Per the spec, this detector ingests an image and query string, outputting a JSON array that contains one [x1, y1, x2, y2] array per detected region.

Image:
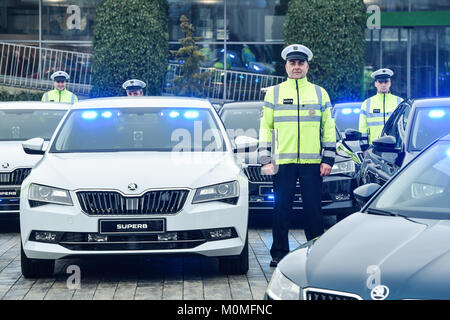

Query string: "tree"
[[171, 15, 212, 97], [284, 0, 366, 102], [90, 0, 168, 97]]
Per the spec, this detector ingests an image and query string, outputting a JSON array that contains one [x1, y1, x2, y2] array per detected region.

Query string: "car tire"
[[21, 243, 55, 279], [218, 233, 249, 275]]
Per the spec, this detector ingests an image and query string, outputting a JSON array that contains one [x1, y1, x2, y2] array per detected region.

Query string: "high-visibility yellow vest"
[[358, 93, 402, 144], [258, 77, 336, 166], [41, 89, 78, 104]]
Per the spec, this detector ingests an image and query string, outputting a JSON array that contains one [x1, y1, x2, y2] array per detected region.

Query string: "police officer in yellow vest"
[[359, 68, 403, 145], [258, 44, 336, 267], [42, 71, 78, 103], [122, 79, 146, 96]]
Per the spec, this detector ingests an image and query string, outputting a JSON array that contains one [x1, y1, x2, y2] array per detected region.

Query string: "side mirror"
[[343, 129, 362, 141], [353, 183, 381, 207], [22, 137, 46, 155], [373, 135, 400, 153], [234, 135, 258, 153]]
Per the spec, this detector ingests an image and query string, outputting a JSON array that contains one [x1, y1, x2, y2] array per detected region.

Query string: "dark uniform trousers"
[[270, 163, 324, 259]]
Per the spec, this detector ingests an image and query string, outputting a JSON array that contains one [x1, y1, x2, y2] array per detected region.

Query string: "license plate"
[[259, 186, 274, 196], [99, 219, 166, 234], [0, 189, 19, 197]]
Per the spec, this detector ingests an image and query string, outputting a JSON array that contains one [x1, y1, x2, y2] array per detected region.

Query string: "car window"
[[220, 107, 260, 140], [50, 108, 226, 153], [382, 104, 410, 149], [0, 109, 66, 141], [333, 104, 361, 132], [409, 107, 450, 151], [368, 141, 450, 219]]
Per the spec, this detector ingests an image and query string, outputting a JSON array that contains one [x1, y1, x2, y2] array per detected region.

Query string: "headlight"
[[266, 268, 300, 300], [331, 160, 355, 175], [28, 184, 73, 206], [192, 181, 239, 204]]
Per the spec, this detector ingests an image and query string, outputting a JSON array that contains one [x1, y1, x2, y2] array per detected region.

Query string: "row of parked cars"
[[1, 96, 449, 299]]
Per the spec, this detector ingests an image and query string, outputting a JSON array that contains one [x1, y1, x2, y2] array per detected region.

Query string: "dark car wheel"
[[21, 243, 55, 279], [218, 233, 249, 275]]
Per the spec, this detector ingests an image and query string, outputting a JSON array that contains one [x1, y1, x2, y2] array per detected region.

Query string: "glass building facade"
[[0, 0, 449, 99]]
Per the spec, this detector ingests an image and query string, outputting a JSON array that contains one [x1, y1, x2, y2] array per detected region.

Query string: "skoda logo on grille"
[[1, 163, 9, 169], [370, 285, 390, 300], [128, 183, 138, 191]]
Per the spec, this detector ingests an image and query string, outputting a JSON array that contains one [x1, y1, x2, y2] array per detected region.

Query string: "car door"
[[362, 102, 409, 185], [379, 102, 411, 180]]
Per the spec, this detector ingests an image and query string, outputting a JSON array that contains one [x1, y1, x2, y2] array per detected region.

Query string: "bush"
[[90, 0, 169, 97], [284, 0, 366, 102], [0, 89, 43, 101]]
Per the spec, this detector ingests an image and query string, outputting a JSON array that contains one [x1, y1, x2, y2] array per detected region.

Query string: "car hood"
[[280, 212, 450, 299], [0, 141, 43, 171], [29, 152, 242, 193]]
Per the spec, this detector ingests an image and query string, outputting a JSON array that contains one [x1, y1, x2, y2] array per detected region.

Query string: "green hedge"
[[90, 0, 169, 97], [284, 0, 366, 102], [0, 89, 43, 101]]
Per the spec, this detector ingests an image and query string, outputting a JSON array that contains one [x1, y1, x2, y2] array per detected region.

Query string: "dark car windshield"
[[409, 107, 450, 151], [368, 141, 450, 219], [220, 107, 261, 140], [0, 109, 66, 141], [332, 103, 362, 132], [50, 108, 226, 153]]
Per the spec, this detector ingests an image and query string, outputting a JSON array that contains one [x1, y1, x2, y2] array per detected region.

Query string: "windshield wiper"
[[367, 208, 400, 216]]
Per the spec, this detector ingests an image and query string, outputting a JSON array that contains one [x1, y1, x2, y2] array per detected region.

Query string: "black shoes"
[[270, 256, 282, 267]]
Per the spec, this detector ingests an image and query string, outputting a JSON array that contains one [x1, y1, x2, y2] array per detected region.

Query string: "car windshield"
[[368, 141, 450, 219], [220, 107, 261, 140], [333, 103, 361, 133], [0, 109, 66, 141], [409, 107, 450, 151], [50, 108, 226, 153]]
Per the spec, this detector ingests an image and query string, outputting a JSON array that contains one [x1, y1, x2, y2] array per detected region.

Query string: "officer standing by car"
[[359, 68, 403, 145], [122, 79, 146, 96], [258, 44, 336, 267], [42, 71, 78, 103]]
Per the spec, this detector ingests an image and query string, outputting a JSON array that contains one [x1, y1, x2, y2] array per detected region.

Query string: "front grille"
[[304, 289, 361, 300], [0, 168, 32, 185], [244, 166, 273, 183], [58, 230, 208, 251], [77, 190, 189, 215]]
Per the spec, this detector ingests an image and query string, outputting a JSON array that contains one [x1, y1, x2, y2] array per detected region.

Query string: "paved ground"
[[0, 215, 331, 300]]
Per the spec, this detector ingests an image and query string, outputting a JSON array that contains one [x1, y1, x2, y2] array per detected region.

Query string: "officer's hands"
[[261, 164, 275, 175], [320, 163, 332, 177]]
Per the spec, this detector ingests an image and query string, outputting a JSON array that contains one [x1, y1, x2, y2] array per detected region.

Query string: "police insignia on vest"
[[373, 109, 381, 113], [309, 109, 316, 117], [283, 99, 293, 104]]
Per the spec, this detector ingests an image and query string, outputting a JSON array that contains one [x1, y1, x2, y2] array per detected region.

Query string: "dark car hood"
[[281, 212, 450, 299]]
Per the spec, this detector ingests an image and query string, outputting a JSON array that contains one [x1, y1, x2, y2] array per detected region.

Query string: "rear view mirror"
[[373, 135, 400, 153], [22, 137, 46, 155], [234, 136, 258, 153], [343, 129, 362, 141], [353, 183, 381, 207]]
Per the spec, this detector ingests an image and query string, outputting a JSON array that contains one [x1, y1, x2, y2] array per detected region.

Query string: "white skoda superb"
[[20, 97, 249, 278]]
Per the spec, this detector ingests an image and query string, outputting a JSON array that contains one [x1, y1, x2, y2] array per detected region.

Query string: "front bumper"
[[20, 190, 248, 261], [247, 174, 358, 214]]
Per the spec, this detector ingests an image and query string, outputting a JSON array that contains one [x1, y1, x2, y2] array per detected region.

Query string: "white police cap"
[[122, 79, 146, 90], [371, 68, 394, 81], [281, 44, 313, 62], [50, 71, 70, 81]]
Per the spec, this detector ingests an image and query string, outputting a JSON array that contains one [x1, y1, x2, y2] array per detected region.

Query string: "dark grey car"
[[361, 97, 450, 186], [266, 133, 450, 300]]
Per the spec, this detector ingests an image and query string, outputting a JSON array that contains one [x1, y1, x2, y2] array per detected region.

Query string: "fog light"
[[208, 228, 232, 240], [158, 232, 178, 241], [335, 193, 351, 201], [88, 234, 108, 242], [34, 231, 58, 243]]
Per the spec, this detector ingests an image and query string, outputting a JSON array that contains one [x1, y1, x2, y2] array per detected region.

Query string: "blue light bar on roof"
[[81, 111, 98, 120], [342, 108, 352, 115], [184, 111, 199, 119], [428, 110, 445, 118]]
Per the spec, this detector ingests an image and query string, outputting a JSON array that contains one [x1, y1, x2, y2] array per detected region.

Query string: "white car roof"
[[0, 101, 70, 110], [72, 96, 214, 110]]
